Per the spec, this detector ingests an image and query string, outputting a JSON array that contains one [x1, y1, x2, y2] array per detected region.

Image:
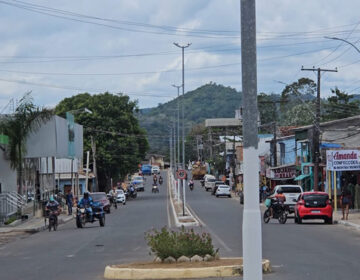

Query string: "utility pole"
[[301, 66, 337, 191], [241, 1, 262, 279], [169, 127, 173, 170], [91, 136, 98, 192], [174, 42, 191, 216], [172, 84, 182, 171]]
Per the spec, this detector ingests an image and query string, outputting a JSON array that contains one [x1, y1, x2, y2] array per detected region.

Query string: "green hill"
[[138, 83, 242, 156]]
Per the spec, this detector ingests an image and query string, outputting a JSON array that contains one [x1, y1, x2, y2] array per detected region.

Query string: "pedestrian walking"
[[341, 186, 351, 220], [66, 190, 74, 215]]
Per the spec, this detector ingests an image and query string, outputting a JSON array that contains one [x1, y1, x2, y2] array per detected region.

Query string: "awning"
[[294, 174, 310, 181]]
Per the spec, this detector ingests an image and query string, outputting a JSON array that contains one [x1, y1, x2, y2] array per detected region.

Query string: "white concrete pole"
[[182, 178, 186, 215], [241, 0, 262, 279], [177, 178, 180, 201]]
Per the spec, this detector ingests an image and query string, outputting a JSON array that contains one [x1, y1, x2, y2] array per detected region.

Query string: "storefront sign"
[[326, 150, 360, 171], [272, 166, 296, 179]]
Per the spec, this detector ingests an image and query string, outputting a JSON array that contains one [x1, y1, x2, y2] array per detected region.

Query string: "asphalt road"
[[1, 171, 360, 280], [185, 178, 360, 280], [0, 171, 171, 280]]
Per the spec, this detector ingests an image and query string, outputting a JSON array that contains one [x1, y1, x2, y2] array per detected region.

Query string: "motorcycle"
[[200, 180, 205, 188], [263, 200, 287, 224], [110, 196, 118, 209], [76, 202, 105, 228], [189, 182, 194, 191], [159, 178, 163, 185], [129, 188, 137, 199], [152, 185, 159, 193], [47, 209, 59, 232]]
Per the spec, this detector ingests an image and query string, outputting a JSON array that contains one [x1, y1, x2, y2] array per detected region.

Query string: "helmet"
[[83, 192, 89, 199], [49, 195, 55, 202], [277, 189, 283, 194]]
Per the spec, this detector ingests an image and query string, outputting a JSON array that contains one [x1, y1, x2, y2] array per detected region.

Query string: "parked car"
[[215, 185, 231, 198], [294, 192, 333, 224], [151, 166, 160, 175], [132, 175, 145, 191], [141, 164, 152, 176], [116, 189, 126, 205], [271, 185, 303, 214], [204, 175, 216, 192], [212, 181, 225, 195], [91, 192, 111, 214]]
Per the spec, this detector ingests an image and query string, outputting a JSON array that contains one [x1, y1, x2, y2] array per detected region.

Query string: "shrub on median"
[[145, 226, 217, 260]]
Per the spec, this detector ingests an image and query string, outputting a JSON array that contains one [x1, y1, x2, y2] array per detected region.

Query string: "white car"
[[116, 189, 126, 205], [151, 166, 160, 174], [271, 185, 303, 213], [215, 185, 231, 198], [204, 175, 216, 191]]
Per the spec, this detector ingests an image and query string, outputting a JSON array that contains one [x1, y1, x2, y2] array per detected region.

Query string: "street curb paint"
[[104, 258, 271, 279]]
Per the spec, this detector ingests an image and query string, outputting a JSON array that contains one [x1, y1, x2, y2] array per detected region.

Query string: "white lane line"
[[186, 204, 232, 252]]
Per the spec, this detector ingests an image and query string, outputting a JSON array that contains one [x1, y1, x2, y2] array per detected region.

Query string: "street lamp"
[[324, 36, 360, 53]]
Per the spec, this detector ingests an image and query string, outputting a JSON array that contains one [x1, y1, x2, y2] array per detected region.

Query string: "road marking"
[[66, 254, 74, 258], [186, 204, 232, 252], [133, 246, 141, 251]]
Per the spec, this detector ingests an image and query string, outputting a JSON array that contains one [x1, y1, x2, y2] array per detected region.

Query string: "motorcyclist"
[[129, 184, 135, 197], [110, 187, 117, 206], [153, 174, 158, 184], [159, 176, 163, 185], [188, 179, 194, 190], [45, 195, 61, 224], [78, 192, 94, 221], [270, 189, 286, 217]]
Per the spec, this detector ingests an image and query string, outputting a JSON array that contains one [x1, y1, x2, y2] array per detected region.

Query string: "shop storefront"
[[326, 149, 360, 211], [294, 162, 313, 191], [268, 164, 296, 189]]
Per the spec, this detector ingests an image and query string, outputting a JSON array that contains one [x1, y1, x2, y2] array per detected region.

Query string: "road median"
[[104, 257, 271, 279]]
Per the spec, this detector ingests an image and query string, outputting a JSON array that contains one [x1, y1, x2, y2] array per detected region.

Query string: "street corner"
[[103, 258, 271, 279]]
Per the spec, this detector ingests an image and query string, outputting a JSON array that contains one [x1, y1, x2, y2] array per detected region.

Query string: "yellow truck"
[[191, 162, 206, 180]]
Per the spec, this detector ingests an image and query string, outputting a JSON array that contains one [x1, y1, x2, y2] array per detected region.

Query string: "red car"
[[294, 191, 333, 224]]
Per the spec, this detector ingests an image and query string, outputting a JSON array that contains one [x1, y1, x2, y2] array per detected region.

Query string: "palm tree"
[[0, 93, 53, 195]]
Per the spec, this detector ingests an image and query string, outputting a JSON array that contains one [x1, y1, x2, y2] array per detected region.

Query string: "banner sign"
[[326, 150, 360, 171], [272, 166, 296, 179]]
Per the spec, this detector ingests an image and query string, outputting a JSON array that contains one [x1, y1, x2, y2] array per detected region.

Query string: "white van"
[[272, 185, 303, 213], [204, 174, 216, 192]]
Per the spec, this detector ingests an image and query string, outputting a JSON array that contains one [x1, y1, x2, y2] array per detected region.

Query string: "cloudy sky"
[[1, 0, 360, 110]]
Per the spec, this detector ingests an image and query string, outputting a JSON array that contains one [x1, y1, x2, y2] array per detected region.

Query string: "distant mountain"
[[138, 83, 242, 156]]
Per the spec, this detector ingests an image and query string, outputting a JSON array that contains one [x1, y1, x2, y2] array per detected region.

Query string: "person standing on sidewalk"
[[66, 190, 74, 215], [341, 185, 351, 220]]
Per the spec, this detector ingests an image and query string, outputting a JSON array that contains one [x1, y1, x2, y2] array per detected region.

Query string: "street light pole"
[[174, 43, 191, 216], [172, 84, 182, 172], [324, 36, 360, 53], [241, 1, 262, 279]]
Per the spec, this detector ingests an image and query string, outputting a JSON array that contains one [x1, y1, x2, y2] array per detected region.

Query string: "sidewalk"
[[333, 210, 360, 230], [0, 213, 73, 234]]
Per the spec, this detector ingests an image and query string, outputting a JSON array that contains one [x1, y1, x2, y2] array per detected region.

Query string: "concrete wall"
[[0, 152, 16, 193]]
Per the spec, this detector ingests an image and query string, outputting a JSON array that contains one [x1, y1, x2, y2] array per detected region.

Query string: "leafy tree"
[[55, 92, 148, 190], [322, 87, 360, 121], [282, 103, 315, 126], [0, 93, 53, 194]]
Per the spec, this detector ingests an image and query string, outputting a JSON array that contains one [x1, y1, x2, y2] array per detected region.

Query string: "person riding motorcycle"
[[188, 179, 194, 190], [110, 187, 117, 206], [159, 176, 163, 185], [153, 174, 158, 184], [45, 195, 61, 224], [78, 192, 94, 221], [270, 189, 286, 217]]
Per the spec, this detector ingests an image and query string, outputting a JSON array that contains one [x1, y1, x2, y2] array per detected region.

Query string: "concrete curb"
[[168, 170, 199, 228], [335, 220, 360, 230], [104, 258, 271, 279], [3, 215, 73, 233]]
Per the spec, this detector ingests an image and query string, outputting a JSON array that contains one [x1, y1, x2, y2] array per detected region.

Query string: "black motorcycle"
[[200, 180, 205, 188], [159, 178, 163, 185], [152, 185, 159, 193], [110, 196, 117, 209], [47, 209, 59, 232], [76, 202, 105, 228], [189, 182, 194, 191], [263, 200, 287, 224]]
